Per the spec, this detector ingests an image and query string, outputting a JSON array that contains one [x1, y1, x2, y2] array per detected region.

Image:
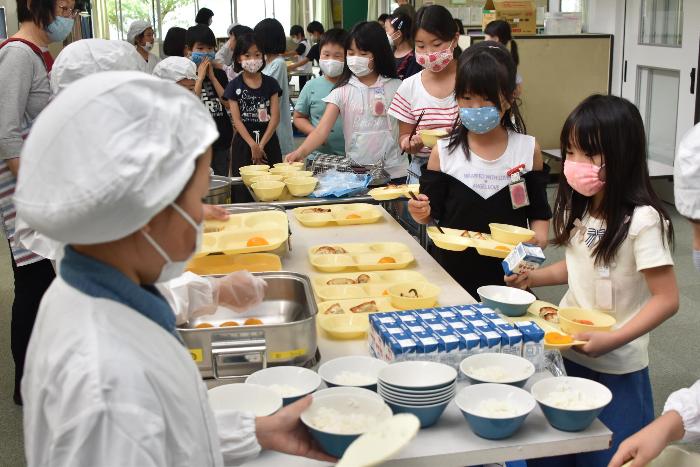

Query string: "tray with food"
[[187, 253, 282, 275], [293, 203, 383, 227], [428, 223, 535, 259], [308, 242, 414, 272], [367, 183, 420, 201], [312, 271, 430, 301], [197, 210, 289, 257], [317, 297, 396, 316]]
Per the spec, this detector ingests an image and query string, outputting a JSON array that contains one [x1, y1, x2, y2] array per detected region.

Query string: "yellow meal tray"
[[503, 300, 586, 350], [317, 314, 371, 340], [293, 203, 383, 227], [197, 211, 289, 257], [311, 270, 428, 289], [368, 184, 420, 201], [308, 242, 414, 272], [318, 297, 396, 316], [186, 253, 282, 275], [427, 227, 515, 258]]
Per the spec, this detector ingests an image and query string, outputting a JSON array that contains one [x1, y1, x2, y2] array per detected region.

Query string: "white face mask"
[[346, 55, 372, 77], [241, 58, 263, 73], [319, 59, 344, 78], [142, 203, 202, 283], [143, 41, 154, 52]]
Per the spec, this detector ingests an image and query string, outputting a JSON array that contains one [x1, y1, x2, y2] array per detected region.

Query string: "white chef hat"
[[152, 56, 197, 82], [127, 20, 153, 44], [51, 39, 144, 95], [15, 71, 219, 245]]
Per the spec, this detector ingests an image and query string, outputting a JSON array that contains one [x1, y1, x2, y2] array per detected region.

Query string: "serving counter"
[[243, 207, 612, 466]]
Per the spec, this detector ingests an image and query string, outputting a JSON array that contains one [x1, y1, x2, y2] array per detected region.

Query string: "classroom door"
[[621, 0, 700, 175]]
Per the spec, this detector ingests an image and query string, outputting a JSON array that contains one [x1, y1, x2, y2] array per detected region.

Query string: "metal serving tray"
[[178, 272, 317, 380]]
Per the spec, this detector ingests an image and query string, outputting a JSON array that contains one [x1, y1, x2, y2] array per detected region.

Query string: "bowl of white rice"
[[301, 392, 393, 458], [460, 353, 535, 387], [318, 356, 389, 390], [245, 366, 322, 405], [455, 383, 536, 439], [531, 376, 612, 432]]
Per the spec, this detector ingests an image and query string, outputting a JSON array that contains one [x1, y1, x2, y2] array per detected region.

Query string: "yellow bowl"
[[419, 129, 449, 147], [283, 170, 313, 180], [251, 181, 285, 201], [285, 176, 318, 197], [558, 308, 617, 335], [250, 174, 285, 185], [269, 165, 302, 175], [387, 282, 440, 310], [274, 162, 304, 168], [239, 164, 270, 173], [489, 223, 536, 245]]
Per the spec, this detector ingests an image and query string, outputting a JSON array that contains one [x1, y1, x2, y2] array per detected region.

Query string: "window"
[[639, 0, 683, 47], [159, 0, 196, 40], [199, 0, 232, 36]]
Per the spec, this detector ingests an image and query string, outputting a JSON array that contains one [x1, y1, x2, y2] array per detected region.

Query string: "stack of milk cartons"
[[368, 304, 546, 371]]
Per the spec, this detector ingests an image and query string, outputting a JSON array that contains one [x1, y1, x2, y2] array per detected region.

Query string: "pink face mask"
[[563, 160, 606, 196], [415, 41, 454, 73]]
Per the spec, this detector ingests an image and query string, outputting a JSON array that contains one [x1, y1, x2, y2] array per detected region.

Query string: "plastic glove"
[[158, 271, 219, 325], [212, 271, 268, 312]]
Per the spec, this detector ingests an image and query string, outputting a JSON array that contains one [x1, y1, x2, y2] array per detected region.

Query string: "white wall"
[[587, 0, 626, 95], [1, 0, 19, 36]]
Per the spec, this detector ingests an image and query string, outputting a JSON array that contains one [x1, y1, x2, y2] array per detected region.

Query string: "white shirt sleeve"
[[630, 206, 674, 271], [663, 380, 700, 442], [216, 44, 234, 66], [322, 86, 344, 112], [215, 410, 262, 466], [157, 272, 216, 324], [39, 404, 168, 467]]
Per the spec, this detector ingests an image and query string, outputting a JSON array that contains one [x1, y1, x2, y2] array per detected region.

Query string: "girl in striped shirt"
[[388, 5, 460, 184]]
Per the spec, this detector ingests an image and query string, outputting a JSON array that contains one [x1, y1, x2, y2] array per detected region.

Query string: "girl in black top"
[[385, 13, 420, 80], [224, 34, 282, 199], [408, 42, 551, 298]]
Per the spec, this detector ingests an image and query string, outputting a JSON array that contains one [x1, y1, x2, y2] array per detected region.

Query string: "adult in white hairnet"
[[51, 38, 144, 94], [153, 55, 198, 92], [127, 19, 160, 73], [15, 72, 333, 467]]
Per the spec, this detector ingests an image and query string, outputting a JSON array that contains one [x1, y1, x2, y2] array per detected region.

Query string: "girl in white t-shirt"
[[388, 5, 460, 184], [285, 21, 406, 181], [507, 94, 679, 467]]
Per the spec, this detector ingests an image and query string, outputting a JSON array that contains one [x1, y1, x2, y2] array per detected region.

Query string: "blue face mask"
[[191, 51, 216, 65], [46, 16, 74, 43], [459, 106, 501, 134]]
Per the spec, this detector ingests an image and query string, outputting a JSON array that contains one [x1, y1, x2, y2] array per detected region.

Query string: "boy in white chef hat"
[[153, 55, 199, 93], [15, 71, 333, 466]]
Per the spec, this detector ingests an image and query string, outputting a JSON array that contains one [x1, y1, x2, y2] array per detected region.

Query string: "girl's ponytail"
[[510, 39, 519, 67]]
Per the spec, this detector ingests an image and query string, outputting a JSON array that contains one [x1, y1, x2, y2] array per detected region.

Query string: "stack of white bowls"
[[377, 361, 457, 428]]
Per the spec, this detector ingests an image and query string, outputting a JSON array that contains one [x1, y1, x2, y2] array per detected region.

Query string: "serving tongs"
[[407, 191, 444, 234]]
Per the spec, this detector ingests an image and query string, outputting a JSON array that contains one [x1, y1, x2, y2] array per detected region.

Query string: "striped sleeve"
[[388, 91, 416, 124]]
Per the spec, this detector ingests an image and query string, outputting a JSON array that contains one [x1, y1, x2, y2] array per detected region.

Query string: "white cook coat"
[[674, 123, 700, 220], [664, 380, 700, 442], [22, 276, 261, 467]]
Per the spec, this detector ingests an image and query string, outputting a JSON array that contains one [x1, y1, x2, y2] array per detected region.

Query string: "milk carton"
[[369, 313, 401, 357], [421, 317, 449, 333], [412, 308, 440, 322], [433, 307, 458, 320], [382, 331, 417, 362], [502, 242, 546, 276], [410, 325, 440, 361], [434, 328, 461, 368], [488, 321, 524, 356], [452, 305, 479, 320], [472, 304, 499, 317], [395, 310, 420, 326], [472, 326, 502, 353], [442, 315, 471, 332], [515, 321, 545, 370]]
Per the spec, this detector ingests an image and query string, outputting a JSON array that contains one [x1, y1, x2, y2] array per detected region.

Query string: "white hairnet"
[[152, 56, 197, 82], [127, 20, 152, 44], [15, 71, 219, 245], [51, 39, 144, 95]]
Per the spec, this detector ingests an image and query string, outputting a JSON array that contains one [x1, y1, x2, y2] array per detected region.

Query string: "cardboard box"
[[483, 0, 537, 35]]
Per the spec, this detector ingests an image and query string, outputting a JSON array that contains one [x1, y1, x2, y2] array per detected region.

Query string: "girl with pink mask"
[[507, 95, 679, 467], [388, 5, 460, 184]]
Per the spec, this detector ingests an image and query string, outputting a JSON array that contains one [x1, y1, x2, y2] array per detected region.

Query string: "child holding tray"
[[407, 42, 550, 298], [507, 95, 679, 466]]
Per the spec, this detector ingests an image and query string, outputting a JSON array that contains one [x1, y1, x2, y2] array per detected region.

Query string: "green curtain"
[[93, 0, 111, 39], [291, 0, 306, 28], [313, 0, 333, 29], [367, 0, 380, 21]]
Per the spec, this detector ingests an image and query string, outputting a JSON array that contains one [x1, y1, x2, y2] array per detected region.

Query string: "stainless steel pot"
[[178, 272, 317, 380], [206, 176, 231, 205]]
